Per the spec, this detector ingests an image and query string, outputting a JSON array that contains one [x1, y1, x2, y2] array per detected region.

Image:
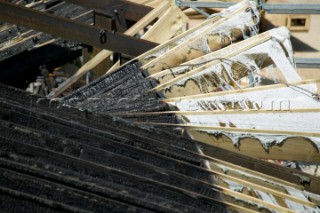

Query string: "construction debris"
[[0, 0, 320, 212], [1, 80, 320, 212], [55, 0, 320, 165]]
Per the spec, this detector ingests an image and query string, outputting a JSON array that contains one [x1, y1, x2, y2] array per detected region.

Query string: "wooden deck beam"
[[0, 1, 157, 57], [63, 0, 153, 22]]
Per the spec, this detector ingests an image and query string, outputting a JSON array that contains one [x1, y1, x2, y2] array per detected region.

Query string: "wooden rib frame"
[[141, 3, 254, 75], [106, 2, 188, 74], [47, 1, 172, 98], [146, 30, 273, 84], [164, 78, 320, 102], [149, 34, 273, 94]]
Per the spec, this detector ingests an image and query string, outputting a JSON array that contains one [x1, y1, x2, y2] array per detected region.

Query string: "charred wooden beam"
[[0, 138, 222, 213], [0, 1, 92, 88], [1, 83, 320, 195], [0, 159, 179, 213], [63, 0, 153, 22], [0, 1, 158, 57]]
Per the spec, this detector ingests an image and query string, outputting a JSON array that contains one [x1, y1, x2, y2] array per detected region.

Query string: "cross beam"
[[63, 0, 153, 21], [0, 1, 158, 57]]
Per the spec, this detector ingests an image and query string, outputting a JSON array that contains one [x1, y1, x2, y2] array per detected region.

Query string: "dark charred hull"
[[0, 83, 230, 212], [0, 119, 215, 184], [0, 160, 175, 213], [0, 138, 226, 213], [0, 187, 84, 213], [1, 82, 319, 213], [61, 60, 142, 106], [122, 114, 177, 123], [60, 59, 167, 115], [0, 99, 201, 165], [0, 168, 153, 213]]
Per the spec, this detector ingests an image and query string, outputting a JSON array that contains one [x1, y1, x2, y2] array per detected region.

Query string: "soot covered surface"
[[0, 83, 230, 213]]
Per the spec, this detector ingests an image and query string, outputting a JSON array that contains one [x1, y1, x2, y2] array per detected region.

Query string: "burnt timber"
[[1, 1, 320, 212], [0, 0, 158, 88], [0, 83, 228, 213], [1, 83, 320, 212], [0, 1, 158, 57], [0, 0, 91, 88], [64, 0, 153, 22]]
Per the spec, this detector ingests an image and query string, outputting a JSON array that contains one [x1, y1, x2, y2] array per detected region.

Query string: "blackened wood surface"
[[60, 60, 170, 126], [1, 83, 320, 213], [0, 0, 92, 88], [0, 1, 91, 62], [2, 83, 320, 195], [0, 83, 230, 213]]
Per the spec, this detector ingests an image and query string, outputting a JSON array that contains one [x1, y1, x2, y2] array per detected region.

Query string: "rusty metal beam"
[[0, 1, 158, 57], [63, 0, 152, 21]]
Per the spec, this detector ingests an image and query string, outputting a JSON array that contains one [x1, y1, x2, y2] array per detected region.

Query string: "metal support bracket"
[[295, 58, 320, 69], [112, 5, 128, 33], [189, 5, 211, 18]]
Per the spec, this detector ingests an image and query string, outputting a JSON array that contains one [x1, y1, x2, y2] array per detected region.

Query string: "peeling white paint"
[[296, 162, 320, 177], [284, 199, 320, 213], [285, 186, 310, 202], [154, 27, 296, 85], [143, 0, 260, 63], [310, 137, 320, 151], [223, 179, 244, 192], [304, 191, 320, 204], [199, 130, 293, 149], [215, 163, 287, 188], [196, 129, 320, 152], [185, 112, 320, 134], [163, 37, 300, 94], [254, 190, 278, 213], [170, 84, 319, 111]]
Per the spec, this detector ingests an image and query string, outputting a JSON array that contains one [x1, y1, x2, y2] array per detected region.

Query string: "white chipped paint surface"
[[170, 85, 319, 111], [163, 38, 300, 93], [184, 113, 320, 133], [285, 186, 310, 202], [197, 130, 320, 151], [169, 78, 320, 149], [154, 27, 296, 83], [253, 190, 278, 213], [143, 0, 260, 62], [214, 163, 320, 211], [156, 0, 319, 209], [216, 163, 293, 190], [310, 137, 320, 151], [284, 199, 320, 213], [223, 179, 244, 192]]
